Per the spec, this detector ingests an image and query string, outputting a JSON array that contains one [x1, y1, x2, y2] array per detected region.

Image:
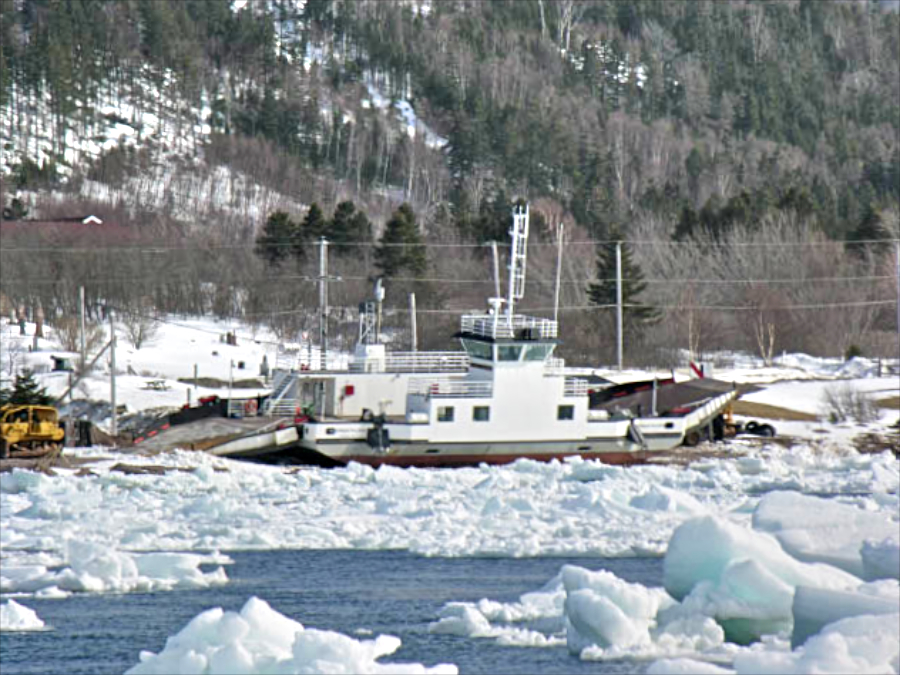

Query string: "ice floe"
[[126, 596, 457, 675], [428, 487, 900, 669], [0, 599, 48, 632]]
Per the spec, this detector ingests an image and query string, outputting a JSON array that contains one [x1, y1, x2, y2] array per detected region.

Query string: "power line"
[[2, 237, 898, 254], [1, 273, 895, 287]]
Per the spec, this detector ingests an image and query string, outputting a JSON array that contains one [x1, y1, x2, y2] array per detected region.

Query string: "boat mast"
[[506, 204, 529, 324]]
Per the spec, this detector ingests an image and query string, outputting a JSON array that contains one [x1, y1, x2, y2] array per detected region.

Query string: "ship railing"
[[349, 352, 469, 373], [460, 313, 558, 340], [408, 377, 494, 398], [563, 377, 589, 397], [543, 357, 567, 375]]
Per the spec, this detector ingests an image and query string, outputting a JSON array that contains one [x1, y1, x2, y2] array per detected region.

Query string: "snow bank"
[[0, 599, 48, 631], [127, 596, 457, 675], [752, 491, 898, 577], [0, 542, 228, 596]]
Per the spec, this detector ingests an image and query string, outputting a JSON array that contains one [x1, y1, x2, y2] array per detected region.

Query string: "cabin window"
[[523, 344, 553, 361], [437, 406, 455, 422], [461, 339, 493, 360], [473, 406, 490, 422], [557, 405, 575, 421], [497, 345, 523, 361]]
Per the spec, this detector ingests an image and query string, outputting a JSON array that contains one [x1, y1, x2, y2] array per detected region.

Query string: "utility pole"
[[895, 240, 899, 352], [79, 286, 86, 372], [616, 241, 623, 371], [554, 223, 564, 324], [319, 237, 329, 371], [109, 311, 117, 437], [409, 293, 417, 352], [315, 236, 343, 370]]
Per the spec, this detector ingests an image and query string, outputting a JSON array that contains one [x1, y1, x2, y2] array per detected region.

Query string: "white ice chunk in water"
[[791, 581, 900, 646], [753, 491, 898, 577], [861, 536, 900, 581], [733, 612, 900, 675], [126, 596, 457, 674], [664, 515, 860, 643], [0, 599, 47, 631], [562, 565, 675, 653]]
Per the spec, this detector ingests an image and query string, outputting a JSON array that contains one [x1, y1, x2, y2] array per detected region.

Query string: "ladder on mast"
[[506, 204, 530, 321]]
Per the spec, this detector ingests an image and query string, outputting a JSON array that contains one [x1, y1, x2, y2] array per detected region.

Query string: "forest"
[[0, 0, 898, 366]]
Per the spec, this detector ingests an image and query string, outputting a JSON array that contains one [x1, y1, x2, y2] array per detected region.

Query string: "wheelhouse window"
[[497, 345, 523, 361], [523, 344, 554, 361], [437, 406, 455, 422], [461, 339, 493, 360], [473, 406, 490, 422], [557, 405, 575, 421]]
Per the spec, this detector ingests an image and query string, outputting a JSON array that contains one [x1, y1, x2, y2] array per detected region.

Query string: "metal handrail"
[[460, 313, 558, 340], [408, 377, 493, 398], [563, 378, 589, 397], [349, 352, 470, 373]]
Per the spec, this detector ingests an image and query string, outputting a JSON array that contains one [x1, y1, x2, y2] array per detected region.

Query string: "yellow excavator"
[[0, 404, 66, 459]]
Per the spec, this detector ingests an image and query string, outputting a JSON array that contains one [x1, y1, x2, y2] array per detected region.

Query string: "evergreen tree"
[[7, 370, 52, 405], [299, 203, 329, 257], [329, 201, 371, 256], [587, 229, 658, 326], [846, 204, 889, 259], [375, 203, 427, 278], [254, 211, 300, 266]]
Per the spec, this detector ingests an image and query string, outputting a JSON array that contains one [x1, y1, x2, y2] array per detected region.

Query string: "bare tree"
[[121, 305, 160, 350]]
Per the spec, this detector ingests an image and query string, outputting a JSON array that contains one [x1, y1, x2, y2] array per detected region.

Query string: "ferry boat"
[[291, 205, 740, 468]]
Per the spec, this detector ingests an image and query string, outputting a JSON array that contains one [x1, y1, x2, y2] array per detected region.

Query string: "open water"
[[0, 549, 664, 675]]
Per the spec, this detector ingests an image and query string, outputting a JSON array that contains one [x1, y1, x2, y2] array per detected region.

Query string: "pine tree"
[[254, 211, 300, 266], [587, 229, 657, 326], [329, 201, 371, 256], [8, 370, 52, 405], [299, 203, 328, 258], [375, 203, 427, 278], [846, 204, 889, 259]]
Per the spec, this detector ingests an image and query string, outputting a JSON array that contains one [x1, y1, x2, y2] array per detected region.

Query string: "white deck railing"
[[563, 378, 589, 397], [460, 313, 558, 340], [349, 352, 469, 373], [408, 377, 493, 398]]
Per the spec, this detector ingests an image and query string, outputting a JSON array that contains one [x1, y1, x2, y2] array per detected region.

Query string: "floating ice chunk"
[[127, 596, 457, 675], [428, 603, 494, 637], [753, 491, 897, 577], [664, 516, 860, 643], [629, 486, 707, 514], [665, 516, 859, 601], [733, 612, 900, 674], [791, 582, 900, 647], [861, 537, 900, 581], [0, 599, 47, 631], [0, 543, 228, 596], [647, 658, 735, 674], [562, 565, 675, 654]]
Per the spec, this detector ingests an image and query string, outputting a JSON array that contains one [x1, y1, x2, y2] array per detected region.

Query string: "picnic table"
[[143, 379, 170, 391]]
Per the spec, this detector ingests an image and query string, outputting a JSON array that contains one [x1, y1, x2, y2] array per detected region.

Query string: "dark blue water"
[[0, 550, 663, 675]]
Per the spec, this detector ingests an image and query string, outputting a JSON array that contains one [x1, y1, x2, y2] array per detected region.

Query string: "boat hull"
[[297, 435, 657, 468]]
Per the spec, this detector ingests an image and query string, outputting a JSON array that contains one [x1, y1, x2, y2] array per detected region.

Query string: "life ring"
[[244, 399, 259, 416]]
